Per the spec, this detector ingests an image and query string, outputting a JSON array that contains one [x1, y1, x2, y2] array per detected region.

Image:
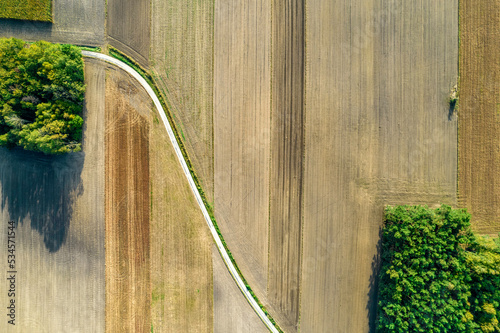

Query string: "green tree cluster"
[[378, 205, 500, 333], [0, 38, 85, 154]]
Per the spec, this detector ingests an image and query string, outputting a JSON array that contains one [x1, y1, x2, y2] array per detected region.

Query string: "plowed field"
[[105, 66, 151, 333]]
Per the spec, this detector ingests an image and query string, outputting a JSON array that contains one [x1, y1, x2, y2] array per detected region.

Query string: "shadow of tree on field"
[[448, 99, 457, 121], [367, 227, 382, 333], [0, 147, 84, 252], [0, 18, 53, 38]]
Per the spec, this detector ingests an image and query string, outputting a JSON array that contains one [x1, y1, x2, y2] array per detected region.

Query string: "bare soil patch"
[[105, 66, 150, 333], [0, 58, 105, 332], [458, 0, 500, 235]]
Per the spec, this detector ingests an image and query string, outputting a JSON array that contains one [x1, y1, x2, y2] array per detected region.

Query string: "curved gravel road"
[[82, 51, 278, 333]]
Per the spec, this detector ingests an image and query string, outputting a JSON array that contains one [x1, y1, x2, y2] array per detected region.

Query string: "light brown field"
[[268, 1, 305, 330], [0, 0, 104, 46], [150, 103, 213, 333], [150, 0, 214, 202], [301, 1, 458, 332], [0, 59, 105, 332], [459, 0, 500, 235], [107, 0, 150, 67], [212, 245, 268, 333], [213, 0, 271, 305], [105, 66, 150, 333]]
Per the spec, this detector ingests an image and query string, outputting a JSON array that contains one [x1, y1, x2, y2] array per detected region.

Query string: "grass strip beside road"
[[105, 48, 282, 332], [0, 0, 52, 22]]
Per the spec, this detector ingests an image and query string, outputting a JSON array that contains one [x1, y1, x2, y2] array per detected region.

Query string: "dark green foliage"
[[0, 38, 85, 154], [378, 205, 500, 333]]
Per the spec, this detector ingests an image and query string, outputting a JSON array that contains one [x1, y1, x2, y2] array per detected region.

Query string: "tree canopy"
[[0, 38, 85, 154], [378, 205, 500, 333]]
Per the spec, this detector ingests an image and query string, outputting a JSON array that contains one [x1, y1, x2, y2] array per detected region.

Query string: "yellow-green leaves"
[[0, 38, 85, 154]]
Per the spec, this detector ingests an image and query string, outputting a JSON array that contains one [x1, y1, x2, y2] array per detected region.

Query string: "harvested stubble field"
[[107, 0, 150, 68], [209, 0, 459, 332], [459, 0, 500, 235], [0, 59, 105, 332], [150, 0, 214, 202], [150, 102, 213, 332], [301, 0, 458, 332], [213, 0, 272, 326], [0, 0, 104, 46]]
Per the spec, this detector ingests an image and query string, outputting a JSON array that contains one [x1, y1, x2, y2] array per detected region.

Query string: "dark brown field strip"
[[268, 0, 305, 330]]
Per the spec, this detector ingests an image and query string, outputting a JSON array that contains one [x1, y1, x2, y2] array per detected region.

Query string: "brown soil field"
[[150, 0, 214, 202], [0, 0, 104, 46], [0, 59, 105, 332], [301, 0, 458, 332], [107, 0, 150, 67], [105, 66, 150, 333], [149, 103, 213, 332], [458, 0, 500, 235], [213, 0, 271, 303], [268, 1, 305, 330], [212, 245, 268, 333]]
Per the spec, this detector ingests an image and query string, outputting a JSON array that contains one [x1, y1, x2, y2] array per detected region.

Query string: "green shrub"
[[0, 38, 85, 154], [378, 205, 500, 333]]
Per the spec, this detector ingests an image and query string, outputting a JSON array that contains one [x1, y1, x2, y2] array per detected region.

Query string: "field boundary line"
[[82, 51, 279, 333]]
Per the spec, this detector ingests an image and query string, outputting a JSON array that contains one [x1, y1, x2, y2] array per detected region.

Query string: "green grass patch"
[[0, 0, 52, 22], [108, 46, 283, 333]]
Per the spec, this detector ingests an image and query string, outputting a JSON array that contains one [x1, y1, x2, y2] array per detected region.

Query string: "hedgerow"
[[378, 205, 500, 333]]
